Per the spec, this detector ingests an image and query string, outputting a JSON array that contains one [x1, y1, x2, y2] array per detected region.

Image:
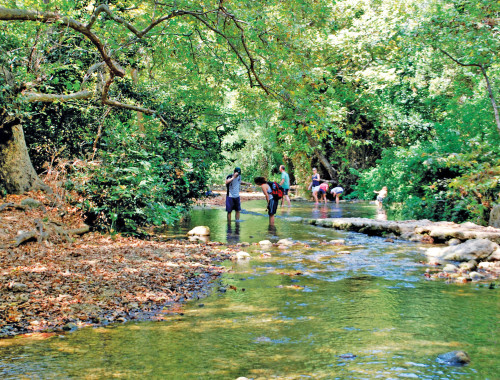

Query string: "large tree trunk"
[[0, 112, 43, 194]]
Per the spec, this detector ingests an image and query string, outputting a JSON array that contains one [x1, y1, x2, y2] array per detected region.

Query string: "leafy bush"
[[69, 104, 239, 234], [352, 144, 500, 225]]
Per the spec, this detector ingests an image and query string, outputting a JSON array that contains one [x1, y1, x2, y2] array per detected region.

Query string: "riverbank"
[[0, 192, 233, 338]]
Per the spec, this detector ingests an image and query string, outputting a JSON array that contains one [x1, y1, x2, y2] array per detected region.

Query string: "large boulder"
[[489, 204, 500, 228], [426, 239, 499, 262], [187, 226, 210, 236]]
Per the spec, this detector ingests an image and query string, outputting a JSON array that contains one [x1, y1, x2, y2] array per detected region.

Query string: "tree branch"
[[23, 90, 93, 102], [439, 48, 500, 135], [0, 7, 125, 77]]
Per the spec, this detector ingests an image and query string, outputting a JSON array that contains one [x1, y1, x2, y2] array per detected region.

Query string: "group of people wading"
[[225, 166, 387, 225]]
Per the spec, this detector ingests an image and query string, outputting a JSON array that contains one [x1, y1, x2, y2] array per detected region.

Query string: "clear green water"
[[1, 202, 498, 379]]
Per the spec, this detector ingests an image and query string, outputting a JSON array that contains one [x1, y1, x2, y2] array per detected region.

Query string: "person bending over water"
[[318, 182, 329, 203], [331, 186, 344, 204], [308, 167, 321, 204], [254, 177, 278, 225]]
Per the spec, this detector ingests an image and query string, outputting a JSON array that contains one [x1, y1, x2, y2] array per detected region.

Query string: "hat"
[[234, 167, 241, 174]]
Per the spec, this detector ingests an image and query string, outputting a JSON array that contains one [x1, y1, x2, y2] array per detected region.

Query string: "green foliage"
[[353, 143, 500, 225], [70, 103, 239, 233]]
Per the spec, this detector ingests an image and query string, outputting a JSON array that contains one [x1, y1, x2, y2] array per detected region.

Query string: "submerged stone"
[[436, 351, 470, 366]]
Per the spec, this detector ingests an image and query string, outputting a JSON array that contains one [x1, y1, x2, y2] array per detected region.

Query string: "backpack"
[[268, 181, 284, 200]]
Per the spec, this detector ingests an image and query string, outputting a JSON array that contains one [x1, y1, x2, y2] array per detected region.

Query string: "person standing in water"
[[225, 167, 242, 222], [254, 177, 278, 225], [374, 186, 388, 208], [308, 167, 321, 204], [279, 165, 292, 207]]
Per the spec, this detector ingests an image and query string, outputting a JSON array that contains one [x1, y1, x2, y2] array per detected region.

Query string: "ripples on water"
[[0, 201, 498, 379]]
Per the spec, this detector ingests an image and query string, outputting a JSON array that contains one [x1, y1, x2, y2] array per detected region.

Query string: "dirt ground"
[[0, 191, 239, 338]]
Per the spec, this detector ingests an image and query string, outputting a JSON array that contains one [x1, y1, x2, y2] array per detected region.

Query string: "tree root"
[[14, 219, 90, 247], [0, 202, 27, 212]]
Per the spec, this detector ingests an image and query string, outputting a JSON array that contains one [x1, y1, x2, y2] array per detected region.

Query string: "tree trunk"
[[0, 112, 43, 194], [305, 131, 337, 180]]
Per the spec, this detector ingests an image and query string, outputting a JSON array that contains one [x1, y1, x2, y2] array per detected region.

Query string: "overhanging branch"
[[23, 90, 93, 102]]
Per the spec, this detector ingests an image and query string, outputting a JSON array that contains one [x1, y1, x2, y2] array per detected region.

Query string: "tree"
[[0, 1, 270, 194]]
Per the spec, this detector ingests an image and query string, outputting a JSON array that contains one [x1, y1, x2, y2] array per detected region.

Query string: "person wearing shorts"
[[254, 177, 278, 225], [225, 167, 242, 222], [331, 186, 344, 204], [318, 182, 329, 203], [308, 167, 321, 204], [279, 165, 291, 207]]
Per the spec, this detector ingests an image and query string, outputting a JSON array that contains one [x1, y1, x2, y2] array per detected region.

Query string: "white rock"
[[277, 238, 294, 246], [447, 238, 462, 246], [235, 251, 251, 260], [425, 239, 499, 262], [259, 240, 273, 246], [478, 261, 500, 270], [187, 226, 210, 236], [459, 260, 477, 271], [486, 247, 500, 261], [469, 271, 485, 281], [443, 264, 458, 273], [261, 252, 272, 258]]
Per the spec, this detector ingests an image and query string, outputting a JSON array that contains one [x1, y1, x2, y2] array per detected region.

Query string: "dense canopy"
[[1, 0, 499, 231]]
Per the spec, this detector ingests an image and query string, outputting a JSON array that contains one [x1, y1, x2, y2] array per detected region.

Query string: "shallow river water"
[[0, 201, 498, 379]]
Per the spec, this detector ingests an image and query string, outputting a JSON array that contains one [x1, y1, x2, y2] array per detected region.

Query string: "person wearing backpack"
[[225, 167, 242, 222], [254, 177, 283, 225]]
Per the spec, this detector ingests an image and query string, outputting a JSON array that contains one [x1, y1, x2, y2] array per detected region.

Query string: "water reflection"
[[226, 222, 240, 244]]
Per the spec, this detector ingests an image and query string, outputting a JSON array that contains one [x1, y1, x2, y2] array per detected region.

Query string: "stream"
[[0, 201, 498, 379]]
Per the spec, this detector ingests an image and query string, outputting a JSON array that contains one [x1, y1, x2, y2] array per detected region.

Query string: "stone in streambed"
[[187, 226, 210, 236], [426, 239, 499, 262], [469, 271, 485, 281], [235, 251, 250, 261], [447, 238, 462, 246], [277, 238, 294, 246], [443, 264, 458, 273], [259, 240, 273, 247], [459, 260, 477, 271], [62, 322, 77, 331], [436, 351, 470, 366]]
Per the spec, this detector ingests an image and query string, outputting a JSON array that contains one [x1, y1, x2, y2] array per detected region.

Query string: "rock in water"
[[235, 251, 250, 261], [277, 238, 294, 246], [436, 351, 470, 366], [187, 226, 210, 236], [426, 239, 499, 262], [259, 240, 273, 247]]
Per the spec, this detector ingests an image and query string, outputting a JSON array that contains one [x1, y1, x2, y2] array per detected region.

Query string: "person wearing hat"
[[225, 167, 242, 222]]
